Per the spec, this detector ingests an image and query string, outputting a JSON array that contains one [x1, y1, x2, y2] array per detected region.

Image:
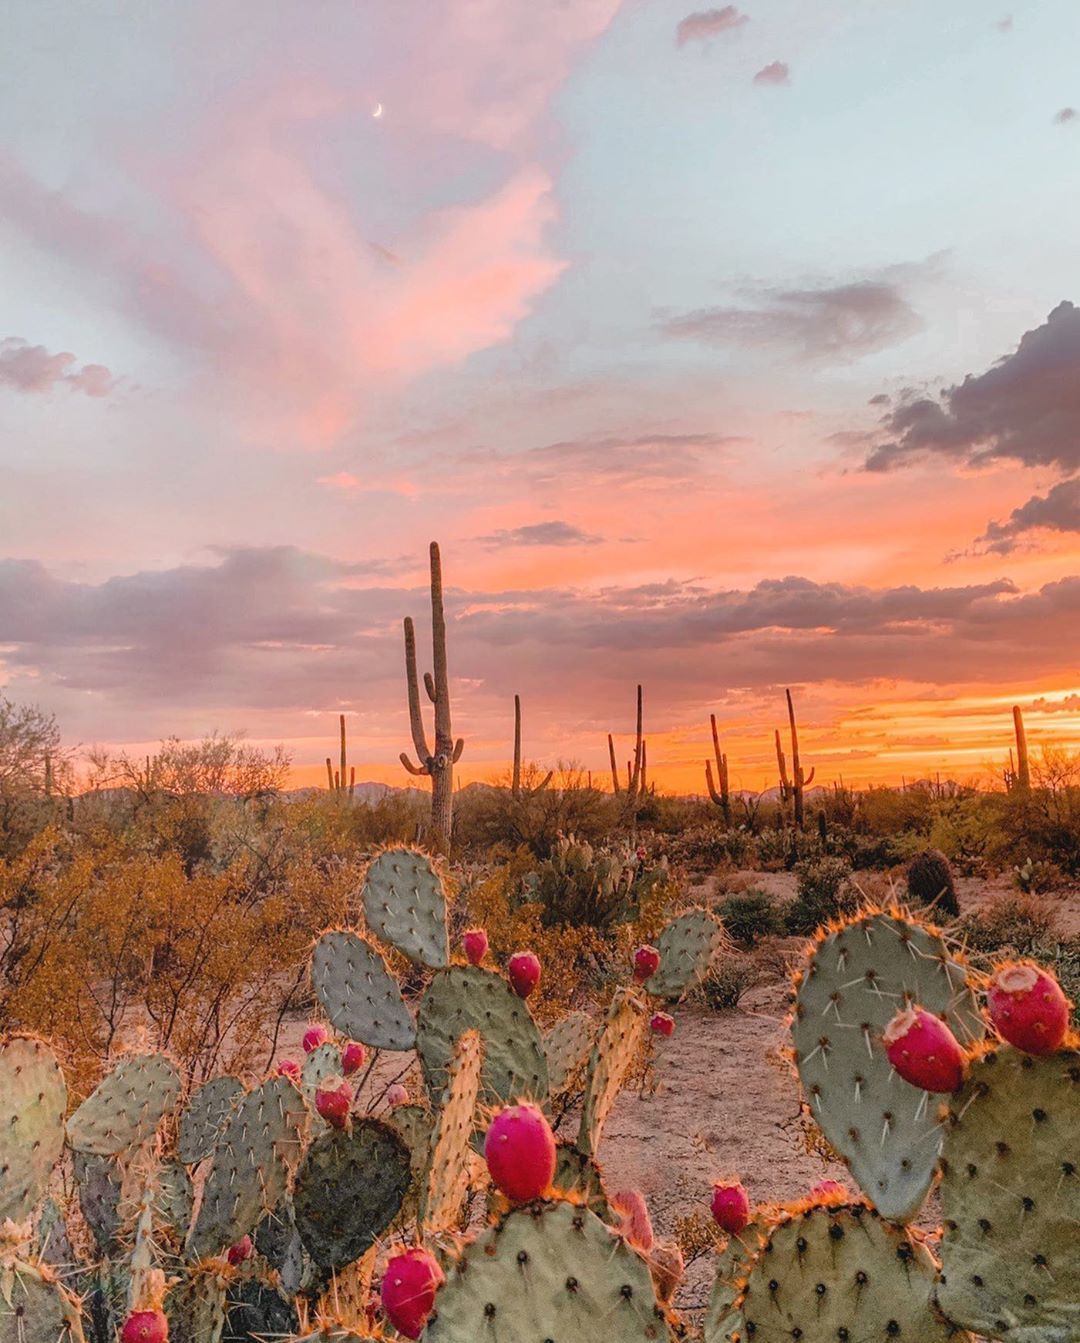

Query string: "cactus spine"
[[399, 542, 464, 852], [705, 713, 731, 823]]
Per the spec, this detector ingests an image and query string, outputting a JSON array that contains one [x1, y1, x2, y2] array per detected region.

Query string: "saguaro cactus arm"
[[608, 733, 621, 793], [1012, 703, 1031, 789]]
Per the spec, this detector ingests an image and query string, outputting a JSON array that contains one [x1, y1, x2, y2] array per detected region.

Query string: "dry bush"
[[956, 892, 1060, 957]]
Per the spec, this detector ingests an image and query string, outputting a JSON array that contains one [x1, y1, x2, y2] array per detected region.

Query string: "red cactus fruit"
[[650, 1012, 675, 1037], [381, 1247, 444, 1340], [463, 929, 489, 965], [809, 1179, 848, 1202], [711, 1179, 750, 1235], [276, 1059, 301, 1083], [121, 1312, 168, 1343], [508, 951, 541, 998], [987, 963, 1070, 1055], [340, 1040, 366, 1075], [314, 1076, 353, 1129], [633, 945, 660, 983], [386, 1083, 409, 1108], [484, 1103, 556, 1202], [883, 1006, 966, 1092], [610, 1189, 654, 1251], [302, 1023, 330, 1054], [226, 1234, 253, 1266]]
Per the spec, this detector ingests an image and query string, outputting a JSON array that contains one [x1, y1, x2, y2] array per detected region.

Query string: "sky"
[[1, 0, 1079, 793]]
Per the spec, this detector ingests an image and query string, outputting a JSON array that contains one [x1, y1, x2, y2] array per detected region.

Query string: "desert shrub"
[[701, 954, 759, 1010], [785, 857, 858, 935], [451, 765, 617, 857], [665, 822, 754, 871], [906, 848, 959, 916], [1013, 857, 1065, 895], [521, 834, 673, 931], [717, 889, 784, 946], [845, 831, 901, 870], [956, 892, 1059, 957], [755, 827, 795, 871]]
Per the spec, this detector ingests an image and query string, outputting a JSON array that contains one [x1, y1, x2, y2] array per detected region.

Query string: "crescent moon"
[[372, 102, 384, 119]]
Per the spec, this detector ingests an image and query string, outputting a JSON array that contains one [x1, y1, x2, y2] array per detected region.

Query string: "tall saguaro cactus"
[[399, 543, 464, 851], [776, 687, 814, 827], [705, 713, 731, 823], [1011, 703, 1031, 790], [512, 694, 551, 799], [607, 684, 644, 802], [326, 714, 356, 795]]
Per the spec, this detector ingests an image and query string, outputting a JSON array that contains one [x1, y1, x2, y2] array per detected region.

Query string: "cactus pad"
[[703, 1220, 767, 1343], [0, 1260, 85, 1343], [73, 1151, 122, 1254], [791, 909, 983, 1222], [361, 847, 449, 968], [155, 1159, 194, 1239], [419, 1030, 482, 1234], [302, 1042, 344, 1106], [551, 1144, 612, 1221], [177, 1077, 243, 1165], [67, 1053, 181, 1156], [293, 1119, 411, 1270], [188, 1077, 308, 1259], [423, 1198, 668, 1343], [223, 1281, 298, 1343], [936, 1045, 1080, 1341], [544, 1011, 594, 1094], [417, 966, 547, 1105], [0, 1035, 67, 1224], [311, 931, 416, 1051], [169, 1268, 228, 1343], [645, 909, 727, 999], [578, 990, 647, 1157], [736, 1203, 957, 1343]]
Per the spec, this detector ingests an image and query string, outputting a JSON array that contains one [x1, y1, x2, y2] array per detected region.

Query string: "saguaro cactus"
[[512, 694, 551, 799], [776, 688, 814, 827], [325, 714, 356, 795], [399, 542, 464, 852], [705, 713, 731, 823], [1012, 703, 1031, 790], [607, 684, 644, 802]]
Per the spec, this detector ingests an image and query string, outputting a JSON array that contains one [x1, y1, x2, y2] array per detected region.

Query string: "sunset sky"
[[2, 0, 1079, 793]]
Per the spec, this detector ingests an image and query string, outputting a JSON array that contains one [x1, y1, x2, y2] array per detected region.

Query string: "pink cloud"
[[753, 60, 791, 85], [0, 338, 115, 398], [676, 7, 748, 48]]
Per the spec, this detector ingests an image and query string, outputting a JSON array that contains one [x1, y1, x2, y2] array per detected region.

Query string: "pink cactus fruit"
[[463, 929, 489, 965], [340, 1040, 366, 1075], [710, 1179, 750, 1235], [650, 1012, 675, 1037], [507, 951, 541, 999], [633, 945, 660, 983], [276, 1059, 301, 1083], [987, 962, 1070, 1056], [610, 1189, 654, 1251], [386, 1083, 409, 1108], [121, 1313, 168, 1343], [484, 1103, 557, 1202], [314, 1075, 353, 1129], [302, 1023, 330, 1054], [380, 1247, 444, 1340], [809, 1179, 848, 1203], [883, 1006, 966, 1092], [226, 1234, 253, 1266]]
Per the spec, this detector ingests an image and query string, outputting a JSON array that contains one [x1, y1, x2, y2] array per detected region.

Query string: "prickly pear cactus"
[[311, 930, 416, 1051], [168, 1266, 228, 1343], [177, 1076, 243, 1165], [0, 1035, 67, 1224], [67, 1053, 181, 1157], [544, 1011, 594, 1094], [423, 1199, 670, 1343], [155, 1159, 194, 1239], [703, 1219, 767, 1343], [644, 909, 727, 1000], [417, 966, 547, 1105], [419, 1030, 482, 1234], [302, 1043, 344, 1109], [936, 1045, 1080, 1341], [73, 1151, 122, 1254], [551, 1144, 612, 1221], [223, 1280, 298, 1343], [578, 989, 647, 1157], [293, 1119, 411, 1271], [362, 847, 449, 968], [735, 1203, 959, 1343], [791, 908, 983, 1222], [188, 1076, 308, 1259], [0, 1258, 86, 1343]]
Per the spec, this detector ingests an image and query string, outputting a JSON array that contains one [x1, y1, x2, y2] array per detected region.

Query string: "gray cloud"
[[676, 7, 748, 47], [753, 60, 790, 85], [977, 477, 1080, 554], [865, 301, 1080, 474], [0, 338, 114, 397], [479, 521, 603, 548], [662, 281, 920, 361]]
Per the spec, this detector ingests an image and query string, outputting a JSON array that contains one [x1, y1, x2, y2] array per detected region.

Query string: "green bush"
[[701, 955, 759, 1011], [717, 889, 784, 946], [956, 893, 1059, 957], [521, 834, 672, 931], [786, 857, 858, 935]]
